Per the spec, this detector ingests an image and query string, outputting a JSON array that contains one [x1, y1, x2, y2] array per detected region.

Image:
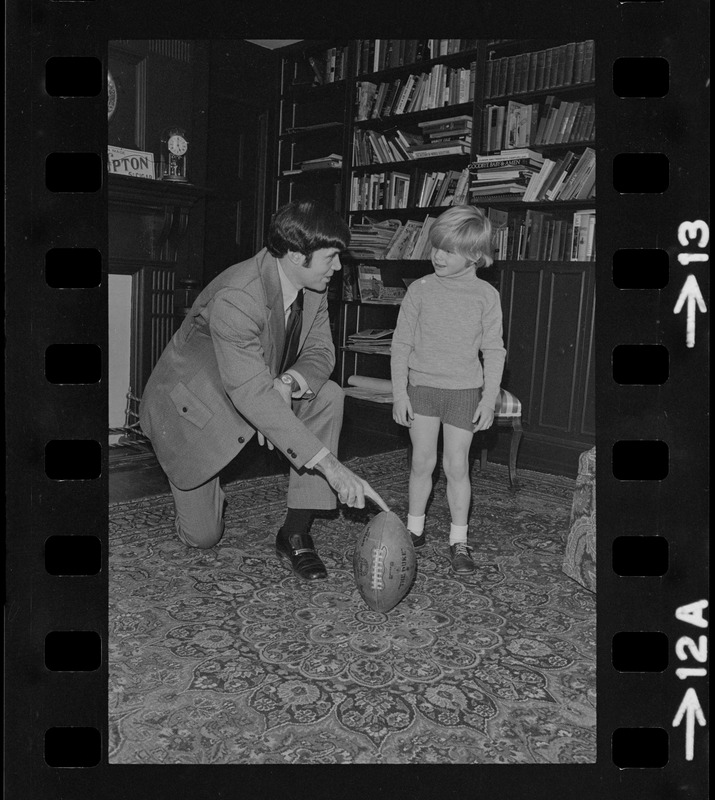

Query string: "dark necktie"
[[279, 290, 304, 373]]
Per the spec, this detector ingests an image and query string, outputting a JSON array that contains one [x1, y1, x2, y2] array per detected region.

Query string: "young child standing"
[[390, 205, 506, 574]]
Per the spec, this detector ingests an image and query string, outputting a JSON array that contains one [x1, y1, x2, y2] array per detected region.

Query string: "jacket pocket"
[[169, 381, 213, 429]]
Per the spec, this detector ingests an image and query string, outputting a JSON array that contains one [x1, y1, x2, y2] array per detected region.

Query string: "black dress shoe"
[[275, 531, 327, 580]]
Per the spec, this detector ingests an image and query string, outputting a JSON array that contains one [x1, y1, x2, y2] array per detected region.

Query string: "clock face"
[[107, 71, 117, 121], [168, 134, 188, 156]]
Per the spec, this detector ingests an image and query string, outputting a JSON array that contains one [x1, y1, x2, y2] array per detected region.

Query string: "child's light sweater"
[[390, 269, 506, 409]]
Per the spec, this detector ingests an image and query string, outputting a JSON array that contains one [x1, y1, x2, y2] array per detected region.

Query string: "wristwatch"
[[280, 373, 299, 393]]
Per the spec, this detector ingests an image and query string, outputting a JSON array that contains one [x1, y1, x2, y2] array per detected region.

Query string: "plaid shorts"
[[407, 384, 482, 431]]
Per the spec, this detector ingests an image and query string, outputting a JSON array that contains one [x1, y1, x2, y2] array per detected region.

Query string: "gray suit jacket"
[[139, 248, 335, 490]]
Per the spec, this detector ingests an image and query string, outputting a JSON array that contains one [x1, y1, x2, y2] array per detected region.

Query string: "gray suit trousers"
[[169, 380, 344, 548]]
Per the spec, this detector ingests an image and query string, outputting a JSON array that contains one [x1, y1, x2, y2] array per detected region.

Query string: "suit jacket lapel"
[[259, 250, 323, 365], [258, 250, 285, 372]]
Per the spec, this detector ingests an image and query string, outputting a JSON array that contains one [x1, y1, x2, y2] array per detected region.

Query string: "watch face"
[[168, 134, 188, 156]]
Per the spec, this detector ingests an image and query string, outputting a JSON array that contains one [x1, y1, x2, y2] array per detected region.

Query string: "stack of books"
[[299, 153, 343, 171], [412, 115, 473, 158], [354, 124, 473, 165], [468, 148, 545, 201], [347, 218, 404, 259], [406, 122, 471, 158], [346, 328, 394, 354], [407, 139, 471, 158]]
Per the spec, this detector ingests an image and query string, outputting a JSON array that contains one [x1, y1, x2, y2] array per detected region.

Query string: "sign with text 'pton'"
[[107, 146, 156, 179]]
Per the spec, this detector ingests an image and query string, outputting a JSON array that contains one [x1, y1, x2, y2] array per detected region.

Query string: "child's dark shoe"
[[410, 531, 426, 550], [449, 542, 474, 574]]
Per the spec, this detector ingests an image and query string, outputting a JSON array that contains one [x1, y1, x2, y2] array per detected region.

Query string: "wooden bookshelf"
[[270, 38, 596, 476]]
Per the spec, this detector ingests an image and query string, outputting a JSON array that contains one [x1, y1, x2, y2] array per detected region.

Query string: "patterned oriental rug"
[[109, 450, 596, 764]]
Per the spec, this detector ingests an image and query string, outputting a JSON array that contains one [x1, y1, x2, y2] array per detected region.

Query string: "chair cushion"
[[494, 388, 522, 418]]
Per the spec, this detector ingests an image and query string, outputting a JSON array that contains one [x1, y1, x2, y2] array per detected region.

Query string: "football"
[[353, 511, 417, 612]]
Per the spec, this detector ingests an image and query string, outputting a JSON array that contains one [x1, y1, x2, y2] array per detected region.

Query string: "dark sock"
[[280, 508, 313, 538]]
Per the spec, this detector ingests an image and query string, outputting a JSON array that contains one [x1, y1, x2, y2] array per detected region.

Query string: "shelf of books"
[[350, 108, 475, 214], [484, 40, 595, 100], [338, 259, 432, 400], [275, 42, 353, 211], [469, 39, 596, 263], [349, 39, 485, 223], [354, 39, 483, 78], [270, 39, 597, 448]]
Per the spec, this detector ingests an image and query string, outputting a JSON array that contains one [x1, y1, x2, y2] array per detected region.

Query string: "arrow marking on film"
[[672, 687, 706, 761], [674, 275, 707, 348]]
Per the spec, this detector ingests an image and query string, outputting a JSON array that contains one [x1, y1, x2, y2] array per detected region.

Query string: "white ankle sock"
[[449, 523, 468, 546], [407, 514, 425, 536]]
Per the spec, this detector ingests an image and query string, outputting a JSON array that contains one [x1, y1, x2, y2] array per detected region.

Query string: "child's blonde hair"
[[429, 205, 493, 267]]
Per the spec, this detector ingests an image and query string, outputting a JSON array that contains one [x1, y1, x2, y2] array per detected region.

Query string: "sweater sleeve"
[[390, 288, 419, 402], [479, 286, 507, 409]]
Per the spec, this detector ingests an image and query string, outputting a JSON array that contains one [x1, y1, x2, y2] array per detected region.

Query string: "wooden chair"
[[404, 387, 523, 487], [479, 388, 523, 488]]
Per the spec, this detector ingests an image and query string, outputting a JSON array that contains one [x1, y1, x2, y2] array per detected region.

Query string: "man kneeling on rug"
[[139, 199, 389, 580]]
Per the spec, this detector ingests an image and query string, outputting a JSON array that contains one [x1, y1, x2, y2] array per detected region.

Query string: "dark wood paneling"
[[502, 264, 544, 426], [496, 261, 595, 473], [202, 42, 276, 283], [578, 283, 596, 438], [536, 266, 588, 434]]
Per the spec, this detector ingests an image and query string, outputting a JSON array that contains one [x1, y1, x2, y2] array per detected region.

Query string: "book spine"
[[570, 212, 583, 260], [372, 39, 382, 73], [560, 101, 580, 144], [506, 56, 516, 95], [498, 57, 509, 96], [582, 40, 595, 83], [573, 41, 585, 85], [410, 144, 470, 158], [564, 42, 576, 86], [394, 75, 415, 115], [536, 50, 547, 90], [471, 157, 541, 170], [528, 51, 538, 93], [555, 102, 574, 144], [585, 213, 596, 260]]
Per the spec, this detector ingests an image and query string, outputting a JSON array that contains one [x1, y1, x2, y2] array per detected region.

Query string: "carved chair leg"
[[508, 417, 523, 487]]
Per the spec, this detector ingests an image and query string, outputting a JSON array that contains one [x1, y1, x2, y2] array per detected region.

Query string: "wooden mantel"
[[108, 174, 212, 398], [108, 173, 211, 206], [108, 173, 211, 265]]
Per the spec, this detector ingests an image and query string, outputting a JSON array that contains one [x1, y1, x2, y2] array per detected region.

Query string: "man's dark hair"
[[267, 199, 350, 259]]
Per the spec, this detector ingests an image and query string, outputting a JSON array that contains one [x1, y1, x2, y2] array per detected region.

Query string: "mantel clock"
[[159, 126, 189, 182]]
